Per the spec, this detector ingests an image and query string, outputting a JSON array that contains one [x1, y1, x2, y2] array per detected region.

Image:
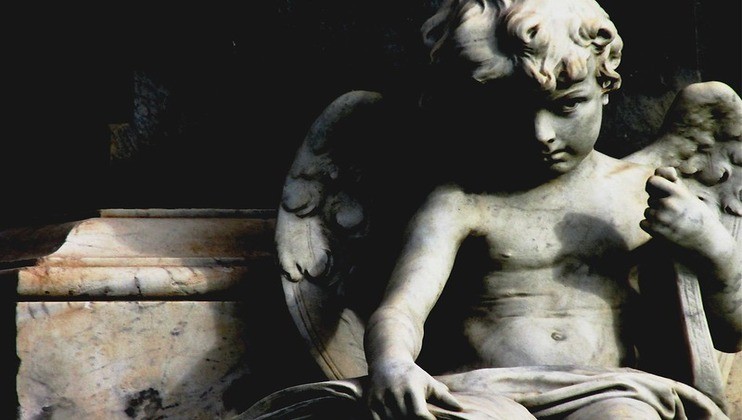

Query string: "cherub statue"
[[240, 0, 742, 418]]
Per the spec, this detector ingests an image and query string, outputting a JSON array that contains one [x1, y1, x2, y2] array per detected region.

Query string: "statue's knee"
[[564, 397, 660, 420]]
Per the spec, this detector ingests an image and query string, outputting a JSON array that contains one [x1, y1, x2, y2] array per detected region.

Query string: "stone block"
[[17, 301, 247, 419]]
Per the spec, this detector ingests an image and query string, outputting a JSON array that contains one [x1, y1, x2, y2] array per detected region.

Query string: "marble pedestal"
[[10, 209, 322, 419]]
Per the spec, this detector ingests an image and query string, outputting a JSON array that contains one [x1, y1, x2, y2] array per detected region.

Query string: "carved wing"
[[274, 90, 425, 379], [623, 81, 741, 410], [276, 90, 382, 287], [624, 81, 742, 216]]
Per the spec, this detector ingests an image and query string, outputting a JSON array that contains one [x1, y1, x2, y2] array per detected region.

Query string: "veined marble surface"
[[17, 301, 248, 419], [12, 212, 287, 419], [13, 215, 275, 297]]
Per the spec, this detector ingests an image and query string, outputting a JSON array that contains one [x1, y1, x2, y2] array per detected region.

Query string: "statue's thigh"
[[563, 397, 661, 420], [435, 394, 536, 419]]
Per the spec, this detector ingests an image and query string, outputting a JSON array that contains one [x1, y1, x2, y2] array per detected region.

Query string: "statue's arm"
[[365, 185, 474, 364], [630, 82, 742, 353], [643, 167, 742, 353], [686, 215, 742, 353], [699, 233, 742, 353], [364, 185, 471, 417]]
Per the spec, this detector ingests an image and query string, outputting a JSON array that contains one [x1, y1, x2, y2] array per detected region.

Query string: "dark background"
[[4, 1, 740, 227]]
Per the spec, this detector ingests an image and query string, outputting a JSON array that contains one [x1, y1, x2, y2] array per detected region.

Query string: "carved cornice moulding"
[[1, 209, 277, 299]]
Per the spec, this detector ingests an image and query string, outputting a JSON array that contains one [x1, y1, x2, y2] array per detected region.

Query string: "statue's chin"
[[545, 160, 578, 175]]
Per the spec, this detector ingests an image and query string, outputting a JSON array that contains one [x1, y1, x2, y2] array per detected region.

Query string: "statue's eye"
[[557, 97, 587, 114]]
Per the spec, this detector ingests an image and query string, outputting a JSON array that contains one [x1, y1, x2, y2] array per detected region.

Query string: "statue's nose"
[[534, 110, 556, 145]]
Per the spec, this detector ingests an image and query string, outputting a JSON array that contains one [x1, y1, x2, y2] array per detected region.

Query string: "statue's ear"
[[602, 94, 609, 106]]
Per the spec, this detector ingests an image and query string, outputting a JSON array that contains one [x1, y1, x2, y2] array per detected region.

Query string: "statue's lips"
[[542, 149, 568, 162]]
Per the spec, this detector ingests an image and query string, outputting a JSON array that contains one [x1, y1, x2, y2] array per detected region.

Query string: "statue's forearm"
[[700, 237, 742, 352], [365, 306, 425, 368]]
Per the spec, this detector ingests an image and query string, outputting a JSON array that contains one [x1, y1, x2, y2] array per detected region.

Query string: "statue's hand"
[[367, 359, 462, 419], [641, 167, 734, 259]]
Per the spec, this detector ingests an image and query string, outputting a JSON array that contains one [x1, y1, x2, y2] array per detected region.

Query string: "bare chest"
[[473, 194, 646, 272]]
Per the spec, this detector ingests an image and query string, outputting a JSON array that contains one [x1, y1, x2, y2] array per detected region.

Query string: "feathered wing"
[[623, 81, 742, 409], [276, 90, 385, 287], [274, 90, 423, 379], [624, 81, 742, 216]]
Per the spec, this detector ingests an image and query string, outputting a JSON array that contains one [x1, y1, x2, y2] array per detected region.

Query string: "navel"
[[551, 331, 566, 341]]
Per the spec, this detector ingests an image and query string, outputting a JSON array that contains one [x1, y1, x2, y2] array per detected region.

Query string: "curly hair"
[[421, 0, 623, 93]]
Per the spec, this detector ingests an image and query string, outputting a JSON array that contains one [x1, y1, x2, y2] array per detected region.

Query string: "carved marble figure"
[[239, 0, 742, 418]]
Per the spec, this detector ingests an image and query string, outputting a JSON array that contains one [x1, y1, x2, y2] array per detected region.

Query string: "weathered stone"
[[12, 210, 311, 419], [248, 0, 742, 418], [17, 301, 247, 419], [12, 211, 275, 298]]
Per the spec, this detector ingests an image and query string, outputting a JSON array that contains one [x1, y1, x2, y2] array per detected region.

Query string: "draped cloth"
[[237, 366, 728, 419]]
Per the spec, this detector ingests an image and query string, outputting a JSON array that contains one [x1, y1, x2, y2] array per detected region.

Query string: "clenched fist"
[[641, 167, 733, 259]]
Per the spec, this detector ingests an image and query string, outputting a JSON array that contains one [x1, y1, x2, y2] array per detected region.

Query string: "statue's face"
[[524, 71, 606, 175]]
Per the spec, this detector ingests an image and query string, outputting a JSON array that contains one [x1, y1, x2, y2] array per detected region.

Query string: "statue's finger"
[[639, 219, 655, 236], [646, 176, 670, 198], [429, 382, 463, 411], [367, 392, 388, 420], [646, 174, 682, 197], [643, 207, 656, 221], [368, 407, 382, 420], [655, 166, 679, 182], [646, 195, 663, 210], [384, 390, 406, 418], [406, 391, 435, 420]]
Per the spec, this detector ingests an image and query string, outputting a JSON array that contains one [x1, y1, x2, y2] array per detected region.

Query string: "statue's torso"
[[449, 154, 655, 371]]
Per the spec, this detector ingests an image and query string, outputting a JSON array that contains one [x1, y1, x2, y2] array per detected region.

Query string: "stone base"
[[17, 301, 247, 419], [10, 210, 324, 420]]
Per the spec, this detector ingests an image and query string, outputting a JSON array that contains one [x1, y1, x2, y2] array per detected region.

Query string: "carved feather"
[[624, 81, 742, 216], [275, 90, 384, 286]]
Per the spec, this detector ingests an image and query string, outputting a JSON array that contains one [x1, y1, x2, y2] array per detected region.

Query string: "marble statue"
[[239, 0, 742, 418]]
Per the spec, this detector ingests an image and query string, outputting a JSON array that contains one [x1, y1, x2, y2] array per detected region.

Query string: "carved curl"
[[422, 0, 623, 92]]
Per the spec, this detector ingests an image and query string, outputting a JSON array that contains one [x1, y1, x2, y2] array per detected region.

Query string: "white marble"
[[261, 0, 742, 418], [15, 216, 275, 297], [12, 211, 282, 419], [17, 301, 248, 420]]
